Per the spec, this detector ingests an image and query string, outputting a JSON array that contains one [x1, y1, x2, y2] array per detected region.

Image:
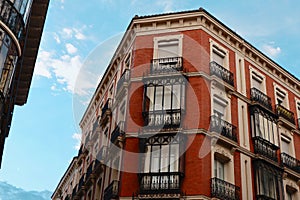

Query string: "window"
[[143, 77, 185, 128], [275, 86, 288, 108], [254, 161, 283, 200], [143, 137, 180, 173], [250, 67, 266, 93], [153, 35, 183, 59], [250, 107, 278, 146], [213, 97, 227, 120], [210, 39, 229, 69], [286, 185, 297, 200], [214, 158, 225, 180]]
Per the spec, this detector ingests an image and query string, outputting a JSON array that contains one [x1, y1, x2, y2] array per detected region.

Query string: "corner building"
[[52, 8, 300, 200], [0, 0, 49, 167]]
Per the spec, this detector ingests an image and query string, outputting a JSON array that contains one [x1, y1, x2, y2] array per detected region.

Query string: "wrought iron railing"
[[250, 88, 272, 110], [210, 115, 238, 142], [210, 61, 234, 86], [276, 104, 295, 124], [104, 180, 119, 200], [101, 98, 112, 118], [256, 195, 276, 200], [0, 0, 25, 40], [138, 172, 183, 195], [143, 109, 182, 129], [78, 174, 85, 189], [281, 153, 300, 173], [117, 69, 130, 92], [211, 177, 240, 200], [253, 136, 279, 162], [72, 185, 77, 198], [150, 57, 183, 74], [111, 121, 125, 143]]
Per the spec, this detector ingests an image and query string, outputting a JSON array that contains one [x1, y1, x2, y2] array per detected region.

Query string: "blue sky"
[[0, 0, 300, 192]]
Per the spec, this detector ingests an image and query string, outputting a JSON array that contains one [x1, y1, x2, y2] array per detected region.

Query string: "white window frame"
[[211, 84, 231, 122], [153, 34, 183, 59], [250, 66, 266, 93], [295, 98, 300, 122], [280, 127, 295, 157], [209, 39, 229, 69], [211, 145, 235, 184], [274, 83, 289, 108]]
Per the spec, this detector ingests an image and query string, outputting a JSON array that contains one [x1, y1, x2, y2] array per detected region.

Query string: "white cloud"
[[156, 0, 174, 12], [62, 28, 73, 39], [74, 30, 87, 40], [34, 50, 82, 94], [262, 43, 281, 58], [72, 133, 82, 150], [53, 33, 61, 44], [35, 51, 53, 78], [66, 43, 78, 54]]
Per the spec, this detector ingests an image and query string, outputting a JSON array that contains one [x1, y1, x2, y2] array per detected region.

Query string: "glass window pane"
[[164, 86, 171, 110], [144, 146, 151, 173], [146, 87, 154, 111], [155, 86, 163, 110], [170, 144, 179, 172], [212, 50, 225, 66], [172, 85, 181, 109], [160, 145, 169, 172], [158, 40, 179, 58], [151, 146, 160, 172]]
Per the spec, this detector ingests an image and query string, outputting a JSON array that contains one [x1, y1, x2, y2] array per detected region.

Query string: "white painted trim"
[[274, 83, 290, 109], [235, 54, 246, 96], [209, 38, 229, 70], [153, 34, 183, 59], [249, 66, 267, 93]]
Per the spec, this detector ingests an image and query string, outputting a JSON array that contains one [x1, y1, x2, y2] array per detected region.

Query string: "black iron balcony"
[[111, 121, 125, 143], [0, 0, 25, 41], [281, 153, 300, 173], [143, 109, 182, 129], [72, 185, 77, 198], [104, 180, 119, 200], [211, 177, 240, 200], [138, 172, 183, 195], [210, 115, 238, 142], [150, 57, 183, 74], [250, 88, 272, 110], [210, 61, 234, 86], [117, 69, 130, 92], [78, 173, 86, 189], [253, 136, 279, 162], [256, 195, 276, 200], [101, 98, 112, 118], [276, 104, 295, 125]]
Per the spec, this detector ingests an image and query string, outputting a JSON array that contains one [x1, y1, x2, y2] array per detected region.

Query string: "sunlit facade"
[[52, 8, 300, 200], [0, 0, 49, 167]]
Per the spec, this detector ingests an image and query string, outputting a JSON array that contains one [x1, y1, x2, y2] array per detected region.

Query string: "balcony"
[[276, 104, 295, 125], [0, 0, 25, 41], [281, 153, 300, 173], [78, 174, 86, 190], [104, 180, 119, 200], [138, 172, 183, 195], [210, 115, 238, 142], [211, 177, 240, 200], [253, 137, 279, 162], [250, 88, 272, 110], [111, 121, 125, 143], [116, 69, 130, 93], [100, 98, 112, 125], [210, 61, 234, 86], [150, 57, 183, 74], [143, 109, 182, 130]]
